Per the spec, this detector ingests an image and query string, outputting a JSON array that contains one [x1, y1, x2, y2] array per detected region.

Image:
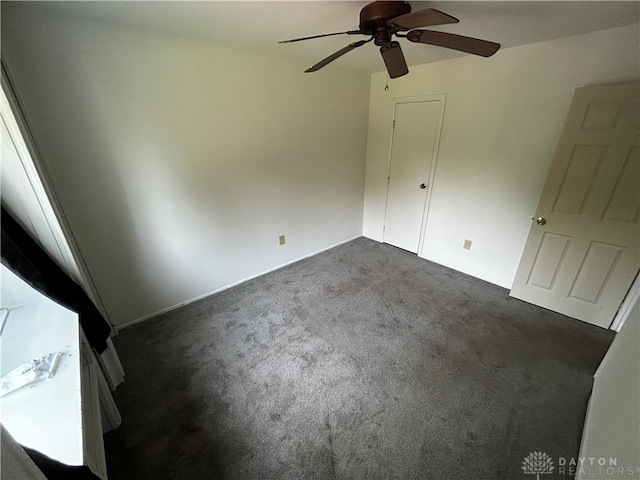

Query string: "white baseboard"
[[116, 235, 362, 331]]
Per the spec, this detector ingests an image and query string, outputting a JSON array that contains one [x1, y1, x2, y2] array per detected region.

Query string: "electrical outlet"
[[279, 235, 286, 246], [463, 239, 472, 250]]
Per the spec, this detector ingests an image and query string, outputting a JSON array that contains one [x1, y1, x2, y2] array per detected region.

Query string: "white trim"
[[0, 108, 82, 286], [416, 94, 446, 259], [610, 271, 640, 332], [577, 389, 595, 465], [97, 337, 125, 390], [380, 94, 446, 257], [1, 62, 113, 328], [117, 235, 362, 330], [96, 360, 122, 434]]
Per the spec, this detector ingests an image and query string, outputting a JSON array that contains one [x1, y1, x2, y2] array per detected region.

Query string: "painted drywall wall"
[[363, 24, 640, 288], [1, 5, 370, 327], [577, 301, 639, 479], [1, 425, 47, 480]]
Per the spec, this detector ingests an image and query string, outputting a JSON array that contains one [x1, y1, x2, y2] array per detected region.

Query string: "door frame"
[[383, 94, 446, 257], [610, 272, 640, 332], [1, 61, 113, 327]]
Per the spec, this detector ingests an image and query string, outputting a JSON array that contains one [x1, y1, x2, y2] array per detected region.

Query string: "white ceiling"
[[37, 1, 640, 74]]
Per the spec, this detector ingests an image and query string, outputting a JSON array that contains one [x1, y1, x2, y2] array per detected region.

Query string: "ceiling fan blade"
[[305, 39, 369, 73], [407, 30, 500, 57], [279, 30, 362, 43], [380, 41, 409, 79], [388, 8, 458, 32]]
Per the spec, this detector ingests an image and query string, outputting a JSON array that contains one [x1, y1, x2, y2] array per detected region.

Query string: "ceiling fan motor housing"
[[282, 1, 499, 79], [359, 1, 411, 34]]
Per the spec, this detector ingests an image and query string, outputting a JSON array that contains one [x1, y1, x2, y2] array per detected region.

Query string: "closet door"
[[383, 98, 443, 254]]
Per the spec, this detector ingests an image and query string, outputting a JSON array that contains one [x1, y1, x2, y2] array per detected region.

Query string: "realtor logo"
[[522, 451, 555, 479]]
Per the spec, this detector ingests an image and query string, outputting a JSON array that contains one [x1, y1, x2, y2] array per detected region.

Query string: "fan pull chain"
[[384, 73, 389, 91]]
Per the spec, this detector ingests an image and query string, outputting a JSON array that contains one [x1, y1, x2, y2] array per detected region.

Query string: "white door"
[[383, 99, 443, 253], [510, 82, 639, 329]]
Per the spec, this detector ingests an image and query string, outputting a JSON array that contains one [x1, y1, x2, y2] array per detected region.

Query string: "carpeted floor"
[[104, 237, 614, 480]]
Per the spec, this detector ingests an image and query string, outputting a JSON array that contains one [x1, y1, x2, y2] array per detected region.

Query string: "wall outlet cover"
[[279, 235, 286, 245], [463, 239, 472, 250]]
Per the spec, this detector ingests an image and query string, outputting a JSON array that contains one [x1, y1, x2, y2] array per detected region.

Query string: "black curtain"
[[24, 446, 101, 480], [1, 206, 111, 353]]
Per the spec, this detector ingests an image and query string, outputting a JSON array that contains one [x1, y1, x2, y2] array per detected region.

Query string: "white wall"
[[363, 24, 640, 288], [0, 425, 47, 480], [1, 4, 370, 327], [577, 301, 640, 479]]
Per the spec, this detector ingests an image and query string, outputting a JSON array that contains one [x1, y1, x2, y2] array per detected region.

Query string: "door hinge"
[[392, 120, 395, 129], [387, 176, 390, 185]]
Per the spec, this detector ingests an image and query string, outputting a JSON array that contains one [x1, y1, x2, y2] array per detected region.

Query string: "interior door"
[[383, 99, 442, 253], [510, 82, 639, 328]]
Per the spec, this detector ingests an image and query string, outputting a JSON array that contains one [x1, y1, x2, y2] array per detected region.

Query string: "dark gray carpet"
[[104, 237, 613, 480]]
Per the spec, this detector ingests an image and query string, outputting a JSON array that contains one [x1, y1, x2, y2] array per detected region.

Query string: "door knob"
[[536, 217, 547, 225], [419, 183, 427, 189]]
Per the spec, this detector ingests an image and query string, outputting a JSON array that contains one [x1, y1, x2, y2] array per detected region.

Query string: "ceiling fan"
[[279, 1, 500, 79]]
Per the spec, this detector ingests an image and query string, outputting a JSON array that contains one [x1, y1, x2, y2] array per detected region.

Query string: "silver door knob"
[[536, 217, 547, 225], [419, 183, 427, 189]]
